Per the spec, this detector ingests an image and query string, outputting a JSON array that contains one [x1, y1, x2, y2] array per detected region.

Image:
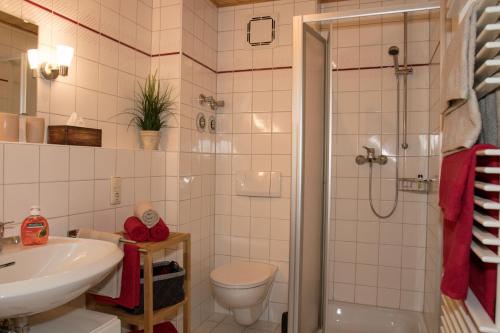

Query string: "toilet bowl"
[[210, 262, 277, 326]]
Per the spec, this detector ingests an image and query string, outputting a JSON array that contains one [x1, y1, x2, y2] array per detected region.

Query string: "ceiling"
[[211, 0, 344, 7]]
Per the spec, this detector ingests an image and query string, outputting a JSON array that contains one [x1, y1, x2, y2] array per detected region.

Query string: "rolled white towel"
[[134, 201, 160, 228], [77, 228, 121, 244]]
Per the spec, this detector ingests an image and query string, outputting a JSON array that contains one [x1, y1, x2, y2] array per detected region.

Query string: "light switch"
[[110, 176, 121, 205]]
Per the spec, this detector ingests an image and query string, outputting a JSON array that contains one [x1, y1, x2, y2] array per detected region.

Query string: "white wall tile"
[[5, 144, 39, 184], [5, 183, 39, 223], [40, 182, 69, 218], [40, 145, 69, 182]]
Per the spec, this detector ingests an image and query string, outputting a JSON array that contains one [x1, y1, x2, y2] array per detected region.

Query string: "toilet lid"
[[210, 262, 277, 289]]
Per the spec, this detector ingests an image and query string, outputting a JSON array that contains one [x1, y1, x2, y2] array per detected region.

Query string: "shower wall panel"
[[322, 7, 433, 312]]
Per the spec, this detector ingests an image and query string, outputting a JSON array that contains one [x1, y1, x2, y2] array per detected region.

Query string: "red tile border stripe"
[[24, 0, 438, 76]]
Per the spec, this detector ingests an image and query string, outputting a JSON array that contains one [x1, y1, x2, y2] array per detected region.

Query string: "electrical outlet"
[[110, 176, 121, 205]]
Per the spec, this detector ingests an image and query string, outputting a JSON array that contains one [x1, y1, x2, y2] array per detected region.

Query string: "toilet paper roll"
[[134, 202, 160, 228]]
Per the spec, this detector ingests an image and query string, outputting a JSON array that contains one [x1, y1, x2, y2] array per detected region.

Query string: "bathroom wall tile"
[[378, 266, 401, 289], [40, 145, 70, 182], [250, 238, 270, 260], [403, 224, 426, 247], [5, 183, 39, 223], [116, 149, 135, 177], [379, 223, 402, 245], [400, 290, 424, 311], [357, 221, 379, 243], [69, 212, 94, 230], [377, 288, 400, 309], [93, 208, 116, 232], [378, 245, 402, 267], [335, 241, 356, 263], [356, 243, 378, 265], [270, 239, 289, 261], [402, 246, 426, 269], [355, 285, 377, 305], [40, 182, 69, 218], [70, 146, 95, 181], [94, 179, 112, 211], [401, 268, 425, 292], [251, 217, 271, 239], [49, 216, 69, 237], [356, 264, 378, 287], [270, 218, 290, 241], [69, 180, 95, 214], [334, 283, 355, 302], [95, 148, 116, 179], [5, 144, 39, 184], [231, 236, 250, 258]]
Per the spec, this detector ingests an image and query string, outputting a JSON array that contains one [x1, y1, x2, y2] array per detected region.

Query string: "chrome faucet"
[[0, 221, 14, 253], [355, 146, 388, 165]]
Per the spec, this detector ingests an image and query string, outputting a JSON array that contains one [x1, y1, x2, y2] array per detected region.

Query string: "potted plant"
[[127, 72, 175, 150]]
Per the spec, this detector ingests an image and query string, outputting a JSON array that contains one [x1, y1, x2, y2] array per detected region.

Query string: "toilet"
[[210, 262, 278, 326]]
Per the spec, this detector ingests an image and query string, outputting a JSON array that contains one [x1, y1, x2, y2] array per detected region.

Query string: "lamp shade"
[[27, 49, 40, 70], [56, 45, 74, 67]]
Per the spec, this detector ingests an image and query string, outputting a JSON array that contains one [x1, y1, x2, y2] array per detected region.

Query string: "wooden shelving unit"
[[87, 232, 191, 333]]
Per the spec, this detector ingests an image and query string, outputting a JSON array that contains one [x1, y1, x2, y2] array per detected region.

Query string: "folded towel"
[[442, 99, 482, 154], [94, 244, 141, 309], [149, 219, 170, 242], [77, 229, 123, 298], [440, 144, 495, 304], [130, 321, 178, 333], [134, 201, 160, 228], [77, 228, 121, 244], [124, 216, 149, 242], [441, 3, 482, 154], [478, 92, 498, 145]]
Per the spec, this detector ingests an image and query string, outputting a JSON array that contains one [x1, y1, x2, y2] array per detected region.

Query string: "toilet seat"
[[210, 262, 277, 289]]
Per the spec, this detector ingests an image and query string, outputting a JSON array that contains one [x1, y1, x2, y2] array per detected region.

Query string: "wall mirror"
[[0, 10, 37, 116]]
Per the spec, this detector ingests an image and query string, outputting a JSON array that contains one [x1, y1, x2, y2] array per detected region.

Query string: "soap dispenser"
[[21, 205, 49, 245]]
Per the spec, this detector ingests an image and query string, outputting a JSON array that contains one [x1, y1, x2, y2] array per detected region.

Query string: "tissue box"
[[48, 126, 102, 147]]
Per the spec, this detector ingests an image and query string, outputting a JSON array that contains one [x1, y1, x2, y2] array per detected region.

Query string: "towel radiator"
[[443, 0, 500, 331], [473, 0, 500, 99], [459, 148, 500, 333]]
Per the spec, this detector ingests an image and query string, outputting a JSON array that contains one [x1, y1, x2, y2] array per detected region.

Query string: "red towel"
[[149, 218, 170, 242], [94, 244, 141, 309], [440, 144, 497, 319], [130, 321, 178, 333], [125, 216, 149, 242]]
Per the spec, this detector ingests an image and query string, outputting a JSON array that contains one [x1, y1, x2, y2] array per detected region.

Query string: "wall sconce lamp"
[[27, 45, 74, 80]]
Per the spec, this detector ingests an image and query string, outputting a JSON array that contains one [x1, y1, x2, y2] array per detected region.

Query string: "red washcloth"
[[94, 244, 141, 309], [130, 322, 178, 333], [440, 144, 497, 319], [149, 218, 170, 242], [125, 216, 149, 242]]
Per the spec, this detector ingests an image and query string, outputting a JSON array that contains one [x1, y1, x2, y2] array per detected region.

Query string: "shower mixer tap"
[[355, 146, 388, 165]]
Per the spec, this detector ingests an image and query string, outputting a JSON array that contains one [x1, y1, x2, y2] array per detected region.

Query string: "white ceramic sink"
[[0, 237, 123, 319]]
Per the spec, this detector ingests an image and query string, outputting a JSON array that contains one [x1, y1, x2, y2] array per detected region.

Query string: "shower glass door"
[[289, 20, 331, 333]]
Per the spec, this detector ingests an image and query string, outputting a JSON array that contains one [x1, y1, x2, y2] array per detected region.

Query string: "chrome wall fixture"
[[208, 115, 216, 133], [196, 112, 207, 132], [27, 45, 74, 80], [199, 94, 225, 111], [355, 146, 388, 166]]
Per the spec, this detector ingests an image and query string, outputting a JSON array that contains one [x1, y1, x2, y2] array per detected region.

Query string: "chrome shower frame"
[[290, 2, 440, 333]]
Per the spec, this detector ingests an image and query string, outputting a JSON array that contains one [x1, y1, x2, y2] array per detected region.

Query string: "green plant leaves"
[[127, 71, 176, 131]]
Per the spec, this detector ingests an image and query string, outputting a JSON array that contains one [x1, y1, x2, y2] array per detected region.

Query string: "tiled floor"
[[194, 314, 280, 333]]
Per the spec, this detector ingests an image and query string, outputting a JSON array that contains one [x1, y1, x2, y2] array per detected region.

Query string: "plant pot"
[[140, 130, 160, 150]]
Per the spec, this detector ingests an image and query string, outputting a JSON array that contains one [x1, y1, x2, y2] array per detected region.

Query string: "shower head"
[[388, 46, 400, 73], [388, 46, 399, 56]]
